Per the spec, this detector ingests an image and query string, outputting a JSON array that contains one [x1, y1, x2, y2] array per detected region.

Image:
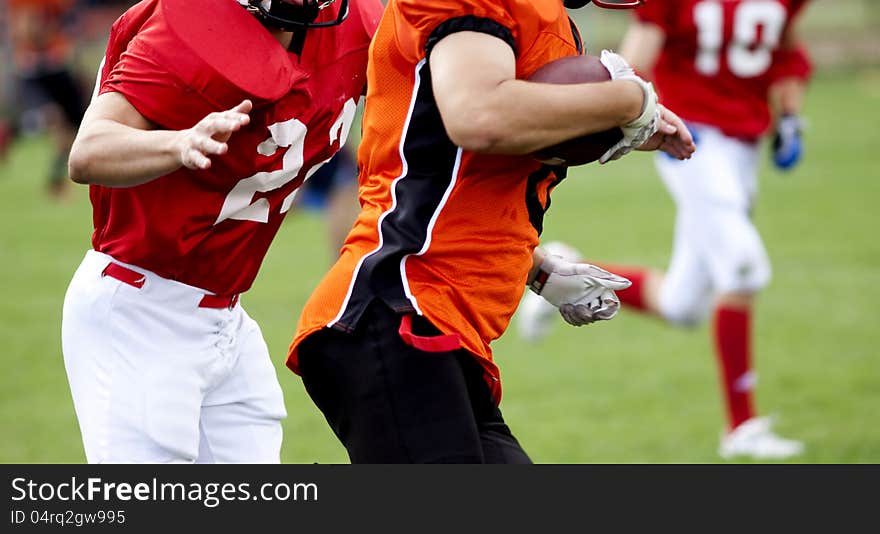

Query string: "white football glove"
[[598, 49, 660, 164], [529, 251, 632, 326]]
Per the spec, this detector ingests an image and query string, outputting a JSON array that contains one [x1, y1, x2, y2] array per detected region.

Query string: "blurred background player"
[[4, 0, 89, 200], [0, 0, 14, 161], [518, 0, 812, 460]]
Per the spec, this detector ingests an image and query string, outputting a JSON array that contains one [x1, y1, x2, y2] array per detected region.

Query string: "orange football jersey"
[[288, 0, 583, 402]]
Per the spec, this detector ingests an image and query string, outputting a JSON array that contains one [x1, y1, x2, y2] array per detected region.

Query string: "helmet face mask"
[[238, 0, 349, 30], [565, 0, 646, 9]]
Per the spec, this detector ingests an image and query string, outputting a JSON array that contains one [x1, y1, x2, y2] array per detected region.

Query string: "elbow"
[[67, 147, 92, 185], [443, 109, 512, 154], [446, 126, 498, 154]]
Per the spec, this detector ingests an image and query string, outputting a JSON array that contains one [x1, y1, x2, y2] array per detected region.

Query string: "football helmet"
[[565, 0, 645, 9], [237, 0, 349, 30]]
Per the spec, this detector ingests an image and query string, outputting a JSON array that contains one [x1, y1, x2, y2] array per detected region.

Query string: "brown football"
[[529, 54, 623, 166]]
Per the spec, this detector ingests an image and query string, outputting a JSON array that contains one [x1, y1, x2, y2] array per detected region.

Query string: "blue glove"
[[772, 114, 804, 171]]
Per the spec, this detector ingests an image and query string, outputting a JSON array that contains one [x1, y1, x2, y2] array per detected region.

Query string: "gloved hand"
[[598, 49, 660, 164], [529, 252, 632, 326], [772, 114, 804, 171]]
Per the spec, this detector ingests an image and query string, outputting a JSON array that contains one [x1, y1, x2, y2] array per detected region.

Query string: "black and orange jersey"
[[288, 0, 582, 402]]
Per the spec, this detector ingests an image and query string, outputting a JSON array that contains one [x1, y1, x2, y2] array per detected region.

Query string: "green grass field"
[[1, 69, 878, 464]]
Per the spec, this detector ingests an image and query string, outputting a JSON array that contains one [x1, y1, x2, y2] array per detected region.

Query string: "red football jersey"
[[89, 0, 383, 295], [636, 0, 810, 139]]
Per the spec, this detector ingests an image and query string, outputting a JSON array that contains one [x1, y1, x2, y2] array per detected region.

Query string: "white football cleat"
[[718, 416, 804, 461], [516, 241, 583, 343]]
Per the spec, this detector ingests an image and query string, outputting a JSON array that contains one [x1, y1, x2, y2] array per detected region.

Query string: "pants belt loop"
[[398, 314, 461, 353], [102, 263, 146, 289], [102, 261, 238, 309], [198, 293, 240, 310]]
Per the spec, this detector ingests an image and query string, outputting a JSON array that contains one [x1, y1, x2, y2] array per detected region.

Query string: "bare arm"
[[527, 246, 547, 286], [768, 25, 809, 117], [619, 21, 665, 77], [68, 92, 252, 187], [429, 31, 644, 155], [769, 77, 806, 117]]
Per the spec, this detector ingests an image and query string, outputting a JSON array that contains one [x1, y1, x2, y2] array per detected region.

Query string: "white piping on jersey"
[[327, 58, 428, 329], [91, 56, 106, 104], [399, 147, 463, 316]]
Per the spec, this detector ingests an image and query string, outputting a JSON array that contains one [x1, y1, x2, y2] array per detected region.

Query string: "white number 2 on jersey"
[[694, 0, 787, 78], [214, 97, 358, 225]]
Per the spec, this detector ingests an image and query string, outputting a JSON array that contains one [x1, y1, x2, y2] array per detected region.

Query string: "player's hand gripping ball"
[[529, 54, 624, 166]]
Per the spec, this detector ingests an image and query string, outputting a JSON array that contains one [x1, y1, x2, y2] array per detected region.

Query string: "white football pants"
[[61, 250, 287, 463], [654, 124, 771, 325]]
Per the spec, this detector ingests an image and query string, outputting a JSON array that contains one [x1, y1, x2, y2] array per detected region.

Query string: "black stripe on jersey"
[[425, 16, 516, 58], [525, 165, 566, 236], [568, 17, 584, 55], [331, 60, 459, 332]]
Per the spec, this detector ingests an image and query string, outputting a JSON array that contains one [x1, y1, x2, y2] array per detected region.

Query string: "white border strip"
[[327, 59, 427, 328], [399, 147, 462, 315]]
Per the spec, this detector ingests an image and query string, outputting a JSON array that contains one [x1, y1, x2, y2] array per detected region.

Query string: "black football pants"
[[298, 300, 532, 464]]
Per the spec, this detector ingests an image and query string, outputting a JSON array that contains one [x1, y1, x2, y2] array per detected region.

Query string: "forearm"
[[457, 78, 643, 155], [768, 22, 811, 118], [430, 31, 643, 156], [769, 77, 807, 117], [68, 120, 183, 187], [619, 21, 664, 76], [527, 247, 547, 286]]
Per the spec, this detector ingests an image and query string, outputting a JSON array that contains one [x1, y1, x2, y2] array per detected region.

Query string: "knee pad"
[[658, 297, 710, 327], [713, 246, 772, 294], [657, 280, 712, 327]]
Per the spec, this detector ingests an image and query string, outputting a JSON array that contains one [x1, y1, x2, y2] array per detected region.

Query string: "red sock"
[[713, 305, 756, 431], [594, 264, 649, 312]]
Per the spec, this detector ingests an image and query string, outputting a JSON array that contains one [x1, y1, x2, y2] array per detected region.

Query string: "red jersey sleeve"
[[100, 0, 300, 130], [790, 0, 810, 17], [768, 0, 813, 83], [357, 0, 386, 39], [101, 32, 216, 130], [633, 0, 673, 31], [769, 44, 812, 83]]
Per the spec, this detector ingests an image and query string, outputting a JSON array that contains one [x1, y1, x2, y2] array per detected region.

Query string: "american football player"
[[518, 0, 811, 460], [61, 0, 383, 463], [285, 0, 695, 463], [7, 0, 87, 199]]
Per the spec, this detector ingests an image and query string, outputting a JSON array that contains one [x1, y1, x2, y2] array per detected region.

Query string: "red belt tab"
[[199, 293, 239, 309], [102, 261, 238, 308], [102, 263, 146, 289], [398, 314, 461, 353]]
